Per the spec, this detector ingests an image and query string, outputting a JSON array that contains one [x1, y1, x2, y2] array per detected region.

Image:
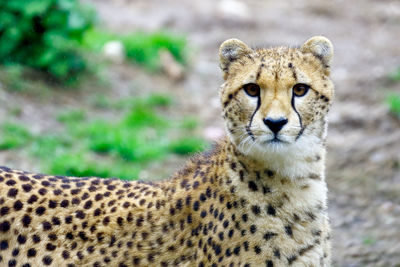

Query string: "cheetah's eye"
[[243, 83, 260, 97], [292, 83, 310, 97]]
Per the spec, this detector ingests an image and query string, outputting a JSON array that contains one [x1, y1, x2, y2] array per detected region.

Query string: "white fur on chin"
[[232, 121, 326, 180]]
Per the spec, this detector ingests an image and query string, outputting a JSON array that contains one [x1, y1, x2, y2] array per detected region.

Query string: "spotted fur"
[[0, 36, 333, 266]]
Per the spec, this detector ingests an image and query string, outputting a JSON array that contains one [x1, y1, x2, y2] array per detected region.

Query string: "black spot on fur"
[[288, 255, 297, 265], [285, 225, 293, 237], [267, 205, 276, 216], [248, 181, 258, 191], [266, 260, 274, 267], [264, 232, 277, 241]]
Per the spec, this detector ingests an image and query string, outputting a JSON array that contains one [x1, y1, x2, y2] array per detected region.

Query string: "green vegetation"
[[57, 109, 86, 123], [0, 0, 95, 84], [0, 0, 188, 87], [0, 0, 194, 180], [180, 117, 199, 130], [169, 137, 206, 155], [0, 123, 32, 150], [386, 93, 400, 117], [83, 29, 187, 71], [123, 31, 187, 71], [0, 94, 207, 180], [385, 66, 400, 118], [0, 65, 25, 91], [385, 67, 400, 119]]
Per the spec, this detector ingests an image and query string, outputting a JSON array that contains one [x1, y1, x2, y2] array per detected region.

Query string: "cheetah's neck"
[[216, 137, 328, 218]]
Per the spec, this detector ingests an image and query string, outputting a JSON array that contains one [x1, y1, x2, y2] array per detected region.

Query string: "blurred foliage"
[[169, 137, 206, 155], [83, 29, 187, 71], [0, 94, 207, 179], [180, 117, 199, 130], [0, 65, 26, 91], [0, 0, 193, 180], [386, 93, 400, 118], [0, 0, 188, 87], [42, 152, 142, 179], [0, 0, 96, 84], [0, 123, 32, 150], [123, 32, 187, 71], [386, 66, 400, 118], [57, 109, 86, 123]]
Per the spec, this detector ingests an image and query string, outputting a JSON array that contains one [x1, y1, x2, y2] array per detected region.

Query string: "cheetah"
[[0, 36, 334, 267]]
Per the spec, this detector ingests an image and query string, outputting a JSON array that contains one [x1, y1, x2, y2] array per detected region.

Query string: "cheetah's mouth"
[[268, 137, 283, 143], [264, 136, 289, 145]]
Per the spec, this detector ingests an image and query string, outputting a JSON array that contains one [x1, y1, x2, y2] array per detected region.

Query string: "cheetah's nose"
[[263, 117, 288, 134]]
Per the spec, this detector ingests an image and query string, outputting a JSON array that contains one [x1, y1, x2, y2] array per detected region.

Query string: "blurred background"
[[0, 0, 399, 266]]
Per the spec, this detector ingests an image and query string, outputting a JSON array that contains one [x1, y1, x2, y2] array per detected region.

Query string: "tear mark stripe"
[[246, 95, 261, 140], [296, 126, 305, 141], [246, 126, 255, 141], [291, 96, 304, 141]]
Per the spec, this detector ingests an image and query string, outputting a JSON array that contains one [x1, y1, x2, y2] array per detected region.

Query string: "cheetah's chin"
[[264, 137, 289, 145], [238, 132, 324, 179]]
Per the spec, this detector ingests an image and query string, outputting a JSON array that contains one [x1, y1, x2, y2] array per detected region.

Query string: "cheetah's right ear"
[[219, 38, 253, 80]]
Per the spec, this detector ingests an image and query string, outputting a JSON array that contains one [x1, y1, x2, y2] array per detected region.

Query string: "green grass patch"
[[123, 31, 187, 71], [30, 134, 73, 158], [0, 0, 96, 84], [169, 137, 207, 155], [83, 28, 187, 71], [0, 122, 32, 150], [114, 93, 172, 110], [47, 152, 141, 180], [4, 94, 206, 180], [180, 116, 199, 130], [386, 93, 400, 117], [144, 93, 173, 107], [57, 109, 86, 123], [0, 1, 188, 87], [86, 119, 169, 162]]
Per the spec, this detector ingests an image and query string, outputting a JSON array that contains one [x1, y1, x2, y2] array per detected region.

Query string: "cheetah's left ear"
[[219, 38, 253, 80], [301, 36, 333, 69]]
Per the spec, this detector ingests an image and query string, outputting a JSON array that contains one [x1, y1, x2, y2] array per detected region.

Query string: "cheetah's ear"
[[219, 38, 253, 80], [301, 36, 333, 68]]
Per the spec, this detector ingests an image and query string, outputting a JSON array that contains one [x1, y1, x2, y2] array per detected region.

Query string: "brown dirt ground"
[[1, 0, 400, 266]]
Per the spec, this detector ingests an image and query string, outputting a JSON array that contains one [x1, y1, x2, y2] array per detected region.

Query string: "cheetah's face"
[[219, 36, 334, 161]]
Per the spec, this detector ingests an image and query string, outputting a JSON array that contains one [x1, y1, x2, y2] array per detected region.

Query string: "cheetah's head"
[[219, 36, 334, 171]]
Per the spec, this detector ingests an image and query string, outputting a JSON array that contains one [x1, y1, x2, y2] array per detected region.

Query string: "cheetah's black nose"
[[263, 117, 288, 134]]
